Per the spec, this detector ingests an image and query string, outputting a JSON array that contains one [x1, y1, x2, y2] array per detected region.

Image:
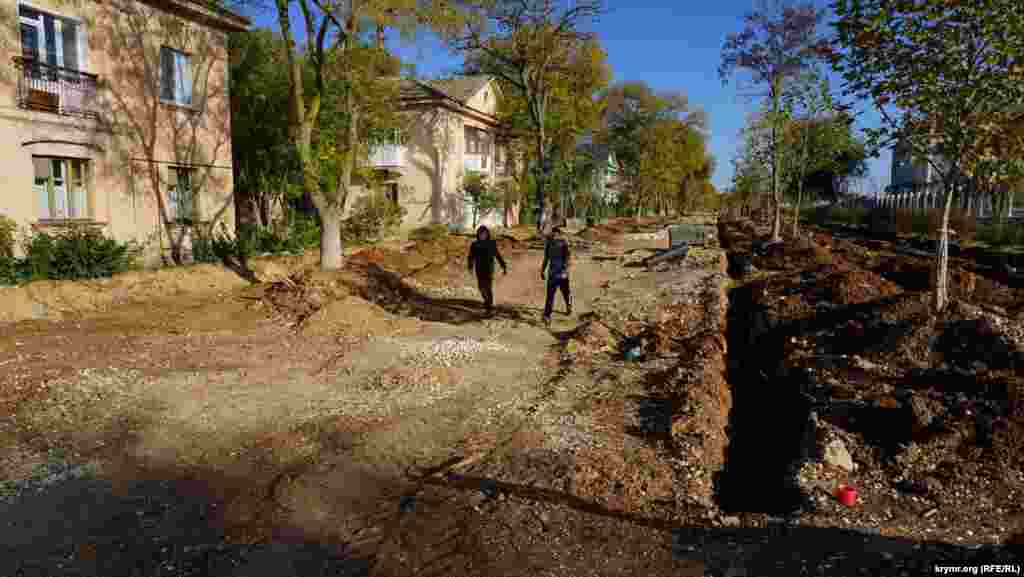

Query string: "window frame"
[[18, 3, 85, 72], [159, 45, 194, 108], [167, 165, 197, 224], [32, 155, 92, 221]]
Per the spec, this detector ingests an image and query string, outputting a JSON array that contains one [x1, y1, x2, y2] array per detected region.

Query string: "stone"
[[721, 515, 741, 527], [823, 439, 856, 472], [910, 396, 944, 432]]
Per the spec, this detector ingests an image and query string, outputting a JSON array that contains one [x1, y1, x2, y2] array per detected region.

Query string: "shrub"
[[408, 224, 450, 242], [0, 215, 16, 260], [288, 214, 321, 250], [341, 191, 406, 243], [21, 225, 136, 281]]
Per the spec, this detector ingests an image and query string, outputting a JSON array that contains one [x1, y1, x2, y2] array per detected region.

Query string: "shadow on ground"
[[3, 465, 1020, 577]]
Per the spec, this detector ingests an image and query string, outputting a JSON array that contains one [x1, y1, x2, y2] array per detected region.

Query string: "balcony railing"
[[368, 144, 407, 168], [13, 57, 99, 119]]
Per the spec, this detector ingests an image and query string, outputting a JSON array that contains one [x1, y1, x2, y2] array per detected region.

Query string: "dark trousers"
[[543, 276, 571, 319], [476, 272, 494, 311]]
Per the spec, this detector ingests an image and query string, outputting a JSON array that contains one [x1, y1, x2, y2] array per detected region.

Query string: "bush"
[[21, 225, 136, 281], [341, 191, 406, 243], [0, 215, 16, 260], [408, 224, 450, 242], [288, 214, 321, 249], [977, 223, 1024, 247]]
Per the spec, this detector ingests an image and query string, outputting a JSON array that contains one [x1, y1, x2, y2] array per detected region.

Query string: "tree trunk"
[[535, 138, 547, 233], [793, 178, 804, 238], [934, 181, 956, 312], [770, 77, 782, 242], [320, 209, 343, 271]]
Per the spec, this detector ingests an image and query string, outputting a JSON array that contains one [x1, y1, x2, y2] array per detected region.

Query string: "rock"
[[721, 515, 741, 527], [910, 396, 944, 432], [823, 439, 856, 472], [852, 355, 879, 371]]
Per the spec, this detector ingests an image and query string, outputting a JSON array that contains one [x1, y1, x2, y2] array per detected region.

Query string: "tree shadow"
[[353, 262, 553, 328]]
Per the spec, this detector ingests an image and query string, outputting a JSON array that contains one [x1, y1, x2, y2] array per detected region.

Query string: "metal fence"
[[13, 56, 99, 119]]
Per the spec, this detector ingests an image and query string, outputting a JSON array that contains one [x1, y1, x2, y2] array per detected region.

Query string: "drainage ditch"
[[714, 221, 817, 517]]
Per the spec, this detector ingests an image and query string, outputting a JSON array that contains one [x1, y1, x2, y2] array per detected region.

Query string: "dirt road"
[[0, 225, 715, 576]]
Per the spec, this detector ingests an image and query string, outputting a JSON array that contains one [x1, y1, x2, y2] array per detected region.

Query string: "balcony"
[[13, 57, 99, 119], [464, 153, 489, 173], [368, 144, 406, 169]]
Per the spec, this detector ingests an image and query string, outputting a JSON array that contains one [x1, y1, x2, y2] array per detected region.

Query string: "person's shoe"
[[542, 316, 551, 327], [566, 306, 573, 316]]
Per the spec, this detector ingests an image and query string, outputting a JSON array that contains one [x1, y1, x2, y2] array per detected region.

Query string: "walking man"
[[541, 225, 572, 326], [468, 225, 507, 316]]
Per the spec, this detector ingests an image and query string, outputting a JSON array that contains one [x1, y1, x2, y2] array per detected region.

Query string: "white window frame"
[[18, 3, 86, 71], [33, 156, 91, 221], [160, 46, 194, 108]]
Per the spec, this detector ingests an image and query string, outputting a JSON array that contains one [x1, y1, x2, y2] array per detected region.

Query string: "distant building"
[[882, 137, 1011, 217]]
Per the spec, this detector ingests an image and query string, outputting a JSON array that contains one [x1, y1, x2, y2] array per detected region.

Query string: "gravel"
[[388, 336, 518, 368]]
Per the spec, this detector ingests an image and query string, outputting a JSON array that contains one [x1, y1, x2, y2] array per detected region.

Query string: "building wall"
[[0, 0, 236, 265], [344, 79, 520, 231]]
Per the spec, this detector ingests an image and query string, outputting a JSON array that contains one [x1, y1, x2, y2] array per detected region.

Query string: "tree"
[[272, 0, 463, 270], [830, 0, 1024, 311], [461, 172, 500, 228], [476, 36, 611, 223], [776, 69, 857, 236], [229, 30, 299, 231], [720, 0, 831, 241], [451, 0, 606, 233], [601, 81, 707, 215]]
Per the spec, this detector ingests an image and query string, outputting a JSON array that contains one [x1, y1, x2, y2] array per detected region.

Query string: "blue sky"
[[243, 0, 892, 193]]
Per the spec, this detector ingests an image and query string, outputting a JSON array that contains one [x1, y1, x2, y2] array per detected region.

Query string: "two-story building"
[[354, 75, 520, 231], [1, 0, 248, 264]]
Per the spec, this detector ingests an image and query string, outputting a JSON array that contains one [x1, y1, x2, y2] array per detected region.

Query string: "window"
[[464, 127, 490, 169], [167, 166, 195, 223], [160, 46, 193, 106], [33, 156, 90, 220], [19, 5, 82, 71]]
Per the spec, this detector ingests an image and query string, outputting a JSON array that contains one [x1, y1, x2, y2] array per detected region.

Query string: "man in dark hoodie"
[[541, 225, 571, 326], [468, 225, 507, 315]]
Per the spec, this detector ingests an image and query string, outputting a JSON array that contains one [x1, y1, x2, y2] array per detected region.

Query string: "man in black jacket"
[[468, 225, 507, 315], [541, 226, 572, 326]]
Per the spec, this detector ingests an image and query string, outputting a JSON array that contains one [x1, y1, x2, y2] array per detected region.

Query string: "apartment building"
[[1, 0, 248, 264], [353, 75, 520, 230]]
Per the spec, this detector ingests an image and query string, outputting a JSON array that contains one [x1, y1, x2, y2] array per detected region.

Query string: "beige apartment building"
[[356, 75, 520, 231], [0, 0, 248, 264]]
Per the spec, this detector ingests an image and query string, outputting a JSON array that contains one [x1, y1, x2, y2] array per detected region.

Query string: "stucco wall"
[[0, 0, 235, 265]]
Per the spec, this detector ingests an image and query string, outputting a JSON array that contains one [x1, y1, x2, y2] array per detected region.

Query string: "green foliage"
[[16, 225, 136, 282], [408, 224, 450, 242], [977, 223, 1024, 248], [0, 215, 16, 260], [193, 217, 317, 265], [341, 192, 406, 244], [461, 173, 500, 228]]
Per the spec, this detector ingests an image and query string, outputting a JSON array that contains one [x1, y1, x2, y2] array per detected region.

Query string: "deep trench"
[[714, 225, 818, 517]]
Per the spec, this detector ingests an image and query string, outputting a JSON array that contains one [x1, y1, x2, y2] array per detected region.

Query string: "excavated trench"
[[714, 222, 818, 517]]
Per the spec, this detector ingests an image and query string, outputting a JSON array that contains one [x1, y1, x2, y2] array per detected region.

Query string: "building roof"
[[426, 76, 492, 104], [141, 0, 251, 32]]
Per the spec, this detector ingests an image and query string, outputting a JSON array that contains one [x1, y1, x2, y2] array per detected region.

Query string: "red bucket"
[[836, 485, 858, 507]]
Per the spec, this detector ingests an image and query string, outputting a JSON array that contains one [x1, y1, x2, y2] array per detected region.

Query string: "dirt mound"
[[826, 269, 904, 305], [0, 264, 251, 323], [303, 295, 416, 338]]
